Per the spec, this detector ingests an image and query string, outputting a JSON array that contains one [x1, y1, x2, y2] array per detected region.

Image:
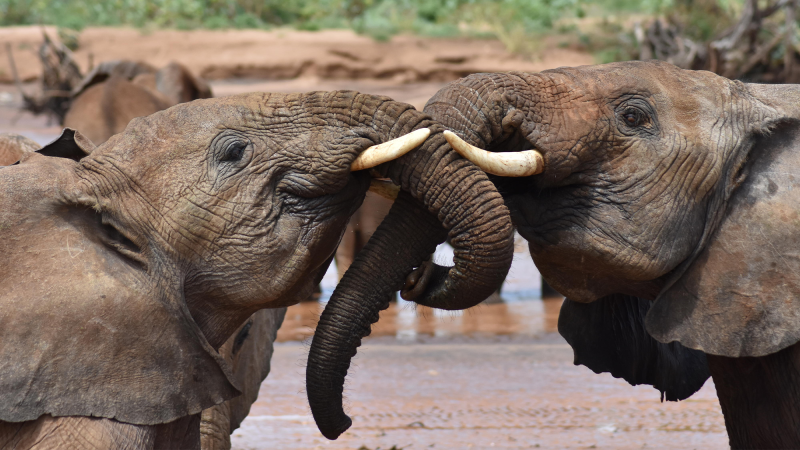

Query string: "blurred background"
[[3, 1, 787, 448]]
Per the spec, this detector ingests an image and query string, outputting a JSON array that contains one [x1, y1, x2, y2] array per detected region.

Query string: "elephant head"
[[424, 60, 800, 388], [0, 91, 513, 436], [1, 130, 284, 449]]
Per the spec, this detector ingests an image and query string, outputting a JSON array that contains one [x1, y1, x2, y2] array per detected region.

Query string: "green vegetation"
[[0, 0, 584, 35], [0, 0, 749, 62]]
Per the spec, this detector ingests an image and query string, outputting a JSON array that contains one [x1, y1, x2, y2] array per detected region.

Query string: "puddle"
[[277, 298, 563, 343], [278, 231, 558, 343]]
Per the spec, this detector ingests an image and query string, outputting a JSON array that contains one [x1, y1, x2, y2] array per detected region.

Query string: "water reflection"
[[276, 297, 563, 342], [277, 232, 563, 342]]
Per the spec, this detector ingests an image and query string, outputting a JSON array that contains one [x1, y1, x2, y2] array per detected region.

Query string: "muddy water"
[[251, 284, 727, 449], [246, 231, 727, 450], [277, 300, 563, 343], [236, 299, 727, 450]]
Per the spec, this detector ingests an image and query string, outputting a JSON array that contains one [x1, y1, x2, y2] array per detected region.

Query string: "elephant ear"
[[648, 109, 800, 357], [0, 156, 239, 425], [559, 294, 709, 401], [34, 128, 96, 161]]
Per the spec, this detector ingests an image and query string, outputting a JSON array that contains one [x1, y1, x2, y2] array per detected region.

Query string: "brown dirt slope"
[[0, 26, 592, 84]]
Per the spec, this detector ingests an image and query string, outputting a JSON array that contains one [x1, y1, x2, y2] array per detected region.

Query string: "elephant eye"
[[221, 141, 248, 162], [622, 108, 644, 127]]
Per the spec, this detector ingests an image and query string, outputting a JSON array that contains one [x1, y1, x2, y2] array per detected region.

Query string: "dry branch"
[[638, 0, 799, 83], [9, 31, 84, 124]]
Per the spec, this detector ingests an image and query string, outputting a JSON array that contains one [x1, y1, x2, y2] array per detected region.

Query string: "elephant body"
[[0, 133, 39, 165], [423, 61, 800, 448], [0, 91, 514, 447], [63, 61, 212, 144]]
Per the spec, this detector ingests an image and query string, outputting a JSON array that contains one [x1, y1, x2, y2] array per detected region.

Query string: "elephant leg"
[[200, 403, 232, 450], [707, 341, 800, 449], [0, 416, 156, 450], [198, 308, 286, 450], [356, 193, 399, 302], [154, 414, 201, 450]]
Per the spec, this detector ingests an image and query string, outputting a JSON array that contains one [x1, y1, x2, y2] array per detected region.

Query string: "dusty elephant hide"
[[423, 61, 800, 359], [0, 414, 200, 450], [651, 121, 800, 357], [0, 155, 238, 425], [1, 87, 514, 448], [1, 134, 287, 450]]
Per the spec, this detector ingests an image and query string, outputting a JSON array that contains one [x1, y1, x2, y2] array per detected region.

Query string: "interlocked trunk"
[[306, 107, 514, 439]]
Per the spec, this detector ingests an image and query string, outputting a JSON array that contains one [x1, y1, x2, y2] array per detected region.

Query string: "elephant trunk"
[[382, 129, 515, 308], [307, 191, 447, 439], [307, 107, 515, 439]]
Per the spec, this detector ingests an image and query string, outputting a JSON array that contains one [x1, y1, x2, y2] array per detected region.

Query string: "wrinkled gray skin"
[[0, 90, 513, 448], [425, 60, 800, 448], [64, 60, 212, 144], [0, 132, 285, 450], [63, 61, 256, 450]]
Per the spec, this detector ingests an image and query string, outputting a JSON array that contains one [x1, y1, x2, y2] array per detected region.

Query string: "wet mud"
[[235, 300, 727, 450], [277, 300, 563, 343]]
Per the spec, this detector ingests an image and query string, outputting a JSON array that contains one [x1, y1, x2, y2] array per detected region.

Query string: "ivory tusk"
[[443, 130, 544, 177], [351, 128, 430, 171], [368, 179, 400, 201]]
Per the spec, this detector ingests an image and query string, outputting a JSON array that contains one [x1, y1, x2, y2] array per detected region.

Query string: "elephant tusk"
[[368, 178, 400, 201], [351, 128, 431, 171], [443, 130, 544, 177]]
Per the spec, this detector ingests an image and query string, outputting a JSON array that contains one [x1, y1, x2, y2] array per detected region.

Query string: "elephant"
[[0, 131, 285, 450], [0, 90, 513, 448], [0, 133, 39, 166], [335, 191, 515, 303], [415, 60, 800, 448], [198, 308, 286, 450], [63, 60, 213, 144], [334, 190, 393, 277]]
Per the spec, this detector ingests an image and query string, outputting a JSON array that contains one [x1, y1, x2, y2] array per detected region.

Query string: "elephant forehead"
[[94, 90, 375, 160], [541, 61, 730, 117]]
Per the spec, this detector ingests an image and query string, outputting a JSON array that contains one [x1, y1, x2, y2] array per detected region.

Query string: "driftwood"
[[637, 0, 800, 83], [8, 32, 83, 124]]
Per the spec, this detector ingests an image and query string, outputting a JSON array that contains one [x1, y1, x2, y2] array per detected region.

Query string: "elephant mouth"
[[98, 213, 146, 269]]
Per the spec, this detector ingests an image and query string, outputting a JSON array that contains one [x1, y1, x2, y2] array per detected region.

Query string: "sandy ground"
[[0, 26, 728, 449], [0, 26, 592, 85], [238, 301, 727, 450]]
